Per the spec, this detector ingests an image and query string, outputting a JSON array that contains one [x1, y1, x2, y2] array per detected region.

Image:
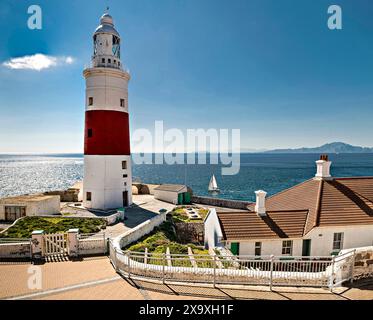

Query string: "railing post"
[[269, 255, 274, 291], [213, 255, 217, 287], [127, 251, 131, 279], [113, 247, 119, 272], [329, 255, 336, 292], [162, 253, 166, 284], [103, 232, 106, 255], [350, 249, 356, 284]]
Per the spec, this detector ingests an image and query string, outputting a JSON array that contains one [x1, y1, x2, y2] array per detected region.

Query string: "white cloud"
[[2, 54, 75, 71]]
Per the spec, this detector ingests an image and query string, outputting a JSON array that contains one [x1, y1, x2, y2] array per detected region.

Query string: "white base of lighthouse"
[[83, 155, 132, 210]]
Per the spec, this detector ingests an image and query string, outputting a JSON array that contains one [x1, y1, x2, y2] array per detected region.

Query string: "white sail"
[[208, 174, 219, 191]]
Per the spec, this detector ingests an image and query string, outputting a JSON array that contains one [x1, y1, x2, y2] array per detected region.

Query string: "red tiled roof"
[[218, 177, 373, 240], [218, 210, 308, 240]]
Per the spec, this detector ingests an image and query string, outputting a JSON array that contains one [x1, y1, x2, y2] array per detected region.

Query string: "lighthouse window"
[[122, 161, 127, 170], [123, 174, 128, 178], [88, 97, 93, 106], [88, 128, 93, 138], [102, 58, 105, 63], [120, 99, 125, 107], [108, 58, 111, 64], [86, 192, 92, 201]]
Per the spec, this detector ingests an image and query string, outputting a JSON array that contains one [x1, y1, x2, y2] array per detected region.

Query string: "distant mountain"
[[266, 142, 373, 154]]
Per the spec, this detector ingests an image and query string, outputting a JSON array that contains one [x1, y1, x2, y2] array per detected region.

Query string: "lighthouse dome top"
[[100, 13, 113, 25], [94, 12, 120, 37]]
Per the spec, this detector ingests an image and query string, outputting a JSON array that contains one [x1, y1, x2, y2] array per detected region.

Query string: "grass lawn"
[[0, 216, 107, 238], [171, 206, 209, 223]]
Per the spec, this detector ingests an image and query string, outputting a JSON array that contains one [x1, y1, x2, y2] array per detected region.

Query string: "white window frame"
[[254, 242, 262, 256], [333, 232, 344, 250], [282, 240, 293, 256]]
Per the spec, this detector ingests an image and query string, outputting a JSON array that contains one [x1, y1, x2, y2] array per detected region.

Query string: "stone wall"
[[175, 222, 204, 244], [44, 189, 79, 202], [192, 195, 252, 210], [0, 242, 31, 259], [132, 183, 160, 195], [352, 246, 373, 280]]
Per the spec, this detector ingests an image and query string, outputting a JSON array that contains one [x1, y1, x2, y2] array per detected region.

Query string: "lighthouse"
[[82, 12, 132, 210]]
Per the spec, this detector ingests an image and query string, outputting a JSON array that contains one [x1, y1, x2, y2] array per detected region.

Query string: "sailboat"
[[208, 174, 220, 193]]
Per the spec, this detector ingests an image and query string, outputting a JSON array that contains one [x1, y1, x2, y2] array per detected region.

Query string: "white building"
[[154, 184, 190, 205], [0, 194, 60, 221], [82, 12, 132, 210], [205, 155, 373, 257]]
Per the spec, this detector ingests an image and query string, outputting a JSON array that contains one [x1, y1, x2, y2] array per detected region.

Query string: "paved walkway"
[[1, 257, 372, 300], [60, 194, 176, 238]]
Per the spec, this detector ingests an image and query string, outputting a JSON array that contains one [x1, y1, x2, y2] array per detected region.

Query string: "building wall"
[[220, 225, 373, 257], [0, 196, 60, 220], [154, 190, 179, 204], [27, 197, 60, 216], [204, 208, 223, 249], [83, 154, 132, 210], [238, 239, 303, 256], [306, 225, 373, 256]]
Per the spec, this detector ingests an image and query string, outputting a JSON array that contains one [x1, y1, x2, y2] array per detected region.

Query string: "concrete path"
[[59, 194, 176, 238], [1, 257, 372, 300]]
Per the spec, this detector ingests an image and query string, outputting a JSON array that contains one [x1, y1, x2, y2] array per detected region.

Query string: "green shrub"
[[0, 216, 106, 238]]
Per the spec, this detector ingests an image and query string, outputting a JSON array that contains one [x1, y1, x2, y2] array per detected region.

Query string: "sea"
[[1, 153, 373, 202]]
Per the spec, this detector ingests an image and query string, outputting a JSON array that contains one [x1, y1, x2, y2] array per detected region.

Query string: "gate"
[[43, 233, 68, 257]]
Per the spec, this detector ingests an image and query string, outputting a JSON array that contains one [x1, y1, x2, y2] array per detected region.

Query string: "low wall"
[[44, 189, 79, 202], [106, 211, 125, 226], [78, 238, 107, 256], [132, 183, 160, 195], [0, 242, 31, 259], [344, 246, 373, 280], [192, 196, 252, 210], [115, 212, 167, 250]]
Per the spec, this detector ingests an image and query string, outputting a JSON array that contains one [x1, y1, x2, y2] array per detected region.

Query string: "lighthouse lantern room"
[[82, 12, 132, 210]]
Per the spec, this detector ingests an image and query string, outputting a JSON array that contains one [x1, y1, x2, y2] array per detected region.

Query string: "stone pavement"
[[1, 257, 372, 300], [59, 194, 176, 238]]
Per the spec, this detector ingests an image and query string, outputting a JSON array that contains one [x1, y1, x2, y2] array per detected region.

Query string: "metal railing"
[[108, 241, 356, 291]]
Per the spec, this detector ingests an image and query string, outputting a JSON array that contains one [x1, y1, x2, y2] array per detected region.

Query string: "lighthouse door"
[[122, 191, 128, 207]]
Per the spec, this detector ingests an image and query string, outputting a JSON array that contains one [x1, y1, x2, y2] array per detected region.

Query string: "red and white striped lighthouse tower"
[[82, 12, 132, 210]]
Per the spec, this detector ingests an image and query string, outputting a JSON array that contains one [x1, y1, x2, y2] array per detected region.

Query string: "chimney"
[[314, 154, 332, 180], [255, 190, 267, 216]]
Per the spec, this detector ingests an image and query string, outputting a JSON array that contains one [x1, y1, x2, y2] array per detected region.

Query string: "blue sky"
[[1, 0, 373, 153]]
